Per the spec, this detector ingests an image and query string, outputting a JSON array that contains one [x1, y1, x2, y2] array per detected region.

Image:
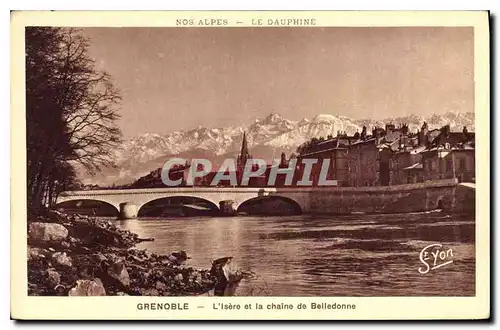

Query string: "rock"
[[74, 216, 90, 225], [168, 250, 189, 266], [210, 257, 244, 296], [45, 269, 61, 287], [54, 284, 67, 296], [104, 253, 121, 264], [69, 237, 79, 245], [141, 270, 151, 283], [155, 281, 167, 291], [92, 252, 107, 263], [174, 273, 183, 282], [137, 237, 154, 243], [107, 261, 130, 287], [52, 252, 73, 267], [48, 247, 55, 252], [222, 258, 243, 284], [68, 278, 106, 296], [116, 292, 129, 296], [127, 247, 139, 254], [47, 210, 67, 223], [188, 271, 199, 282], [141, 288, 159, 296], [28, 222, 69, 242], [60, 241, 71, 249], [27, 247, 48, 261]]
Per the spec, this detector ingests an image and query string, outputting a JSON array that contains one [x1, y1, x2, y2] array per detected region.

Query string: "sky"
[[82, 27, 474, 138]]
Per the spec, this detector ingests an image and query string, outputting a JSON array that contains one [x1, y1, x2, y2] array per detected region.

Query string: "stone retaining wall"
[[296, 179, 475, 214]]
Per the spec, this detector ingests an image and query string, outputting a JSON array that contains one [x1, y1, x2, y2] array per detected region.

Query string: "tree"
[[26, 27, 122, 211]]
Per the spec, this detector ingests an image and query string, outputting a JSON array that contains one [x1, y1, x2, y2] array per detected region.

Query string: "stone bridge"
[[56, 179, 471, 219], [56, 187, 310, 218]]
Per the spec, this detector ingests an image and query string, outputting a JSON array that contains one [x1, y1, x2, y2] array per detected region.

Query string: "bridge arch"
[[237, 195, 302, 215], [137, 195, 220, 217], [55, 199, 120, 217]]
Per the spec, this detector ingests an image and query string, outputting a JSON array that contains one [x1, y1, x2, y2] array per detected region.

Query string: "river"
[[113, 212, 475, 296]]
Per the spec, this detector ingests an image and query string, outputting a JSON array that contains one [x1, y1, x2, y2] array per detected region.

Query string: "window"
[[446, 160, 453, 172], [459, 158, 466, 171]]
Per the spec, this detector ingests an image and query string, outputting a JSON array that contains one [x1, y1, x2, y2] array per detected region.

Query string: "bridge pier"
[[219, 200, 238, 216], [119, 202, 138, 219]]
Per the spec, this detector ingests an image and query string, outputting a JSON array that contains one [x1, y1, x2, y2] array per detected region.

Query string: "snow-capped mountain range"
[[86, 111, 475, 185]]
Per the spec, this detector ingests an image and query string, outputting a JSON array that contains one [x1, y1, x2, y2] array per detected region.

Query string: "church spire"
[[240, 132, 249, 158], [237, 131, 251, 169]]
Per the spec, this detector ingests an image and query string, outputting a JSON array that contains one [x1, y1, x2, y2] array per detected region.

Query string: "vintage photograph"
[[25, 24, 477, 300]]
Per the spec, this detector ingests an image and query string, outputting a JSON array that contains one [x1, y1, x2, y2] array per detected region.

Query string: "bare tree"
[[26, 27, 122, 211], [55, 29, 122, 172]]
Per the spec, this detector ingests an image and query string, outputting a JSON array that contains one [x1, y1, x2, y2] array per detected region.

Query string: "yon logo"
[[418, 243, 454, 274]]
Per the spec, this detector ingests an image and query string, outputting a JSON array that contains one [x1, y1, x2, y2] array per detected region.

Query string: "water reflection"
[[113, 213, 475, 296]]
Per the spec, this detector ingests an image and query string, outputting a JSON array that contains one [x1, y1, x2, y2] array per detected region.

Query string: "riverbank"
[[27, 209, 251, 296]]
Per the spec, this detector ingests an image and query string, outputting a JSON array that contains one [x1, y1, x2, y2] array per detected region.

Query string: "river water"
[[113, 212, 475, 296]]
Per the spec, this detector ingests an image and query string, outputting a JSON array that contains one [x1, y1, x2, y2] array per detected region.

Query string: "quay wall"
[[279, 179, 475, 214]]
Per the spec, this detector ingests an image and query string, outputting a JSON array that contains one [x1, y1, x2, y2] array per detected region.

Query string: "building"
[[420, 125, 475, 182], [295, 120, 474, 187], [236, 132, 252, 170], [130, 161, 192, 188], [295, 133, 357, 186], [389, 124, 425, 184], [348, 124, 410, 186], [347, 137, 379, 187]]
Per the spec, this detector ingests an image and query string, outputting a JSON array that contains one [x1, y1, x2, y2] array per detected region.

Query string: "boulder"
[[210, 257, 244, 296], [60, 241, 71, 249], [155, 281, 167, 291], [222, 258, 243, 284], [107, 261, 130, 287], [174, 273, 184, 282], [168, 250, 189, 266], [68, 278, 106, 296], [28, 222, 68, 242], [52, 252, 73, 268], [45, 269, 61, 287], [27, 247, 48, 261]]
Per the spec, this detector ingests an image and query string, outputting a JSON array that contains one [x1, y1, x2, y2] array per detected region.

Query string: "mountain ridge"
[[84, 111, 475, 185]]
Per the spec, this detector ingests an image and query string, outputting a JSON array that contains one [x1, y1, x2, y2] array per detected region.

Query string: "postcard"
[[11, 10, 490, 320]]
